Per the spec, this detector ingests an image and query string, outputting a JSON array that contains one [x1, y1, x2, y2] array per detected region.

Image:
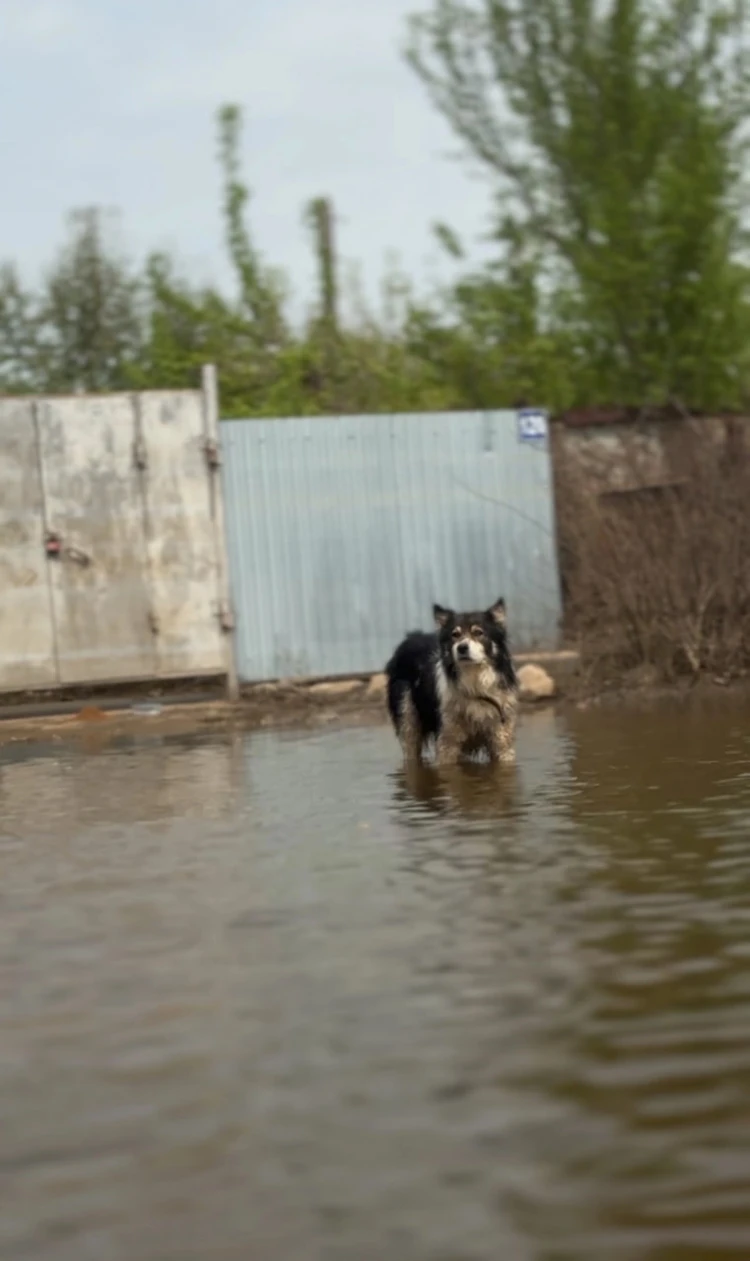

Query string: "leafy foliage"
[[407, 0, 750, 408], [3, 1, 750, 418]]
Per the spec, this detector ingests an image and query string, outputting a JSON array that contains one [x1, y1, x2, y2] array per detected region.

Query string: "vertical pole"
[[202, 363, 240, 702]]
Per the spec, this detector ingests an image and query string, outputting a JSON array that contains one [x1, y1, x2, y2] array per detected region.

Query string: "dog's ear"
[[486, 597, 506, 626], [433, 604, 453, 629]]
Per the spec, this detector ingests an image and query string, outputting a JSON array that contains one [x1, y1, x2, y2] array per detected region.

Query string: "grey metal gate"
[[0, 368, 235, 693], [222, 408, 561, 681]]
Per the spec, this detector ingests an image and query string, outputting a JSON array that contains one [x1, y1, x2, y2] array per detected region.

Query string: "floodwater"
[[2, 700, 750, 1261]]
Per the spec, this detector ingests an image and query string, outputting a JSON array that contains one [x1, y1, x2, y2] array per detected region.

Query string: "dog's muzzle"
[[453, 638, 485, 665]]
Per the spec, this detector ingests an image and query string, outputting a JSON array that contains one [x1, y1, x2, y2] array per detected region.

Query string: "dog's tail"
[[385, 631, 435, 733], [385, 645, 410, 732], [386, 677, 410, 732]]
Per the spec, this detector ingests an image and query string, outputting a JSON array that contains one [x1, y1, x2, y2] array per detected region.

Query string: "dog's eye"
[[451, 627, 462, 639], [470, 625, 483, 637]]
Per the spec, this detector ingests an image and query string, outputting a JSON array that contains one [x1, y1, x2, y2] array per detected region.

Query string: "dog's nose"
[[456, 641, 470, 658]]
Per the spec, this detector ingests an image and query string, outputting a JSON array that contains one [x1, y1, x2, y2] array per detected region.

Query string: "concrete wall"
[[0, 369, 234, 694], [550, 410, 750, 620], [551, 412, 749, 498]]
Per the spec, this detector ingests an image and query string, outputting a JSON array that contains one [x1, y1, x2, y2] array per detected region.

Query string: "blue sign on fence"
[[517, 408, 549, 444]]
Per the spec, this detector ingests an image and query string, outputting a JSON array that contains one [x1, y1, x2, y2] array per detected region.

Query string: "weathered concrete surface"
[[0, 399, 58, 689], [0, 384, 230, 693]]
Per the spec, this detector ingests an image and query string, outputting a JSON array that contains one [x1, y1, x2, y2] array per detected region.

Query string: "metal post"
[[202, 363, 240, 702]]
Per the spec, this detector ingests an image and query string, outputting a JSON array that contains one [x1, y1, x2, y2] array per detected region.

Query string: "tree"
[[132, 107, 292, 416], [40, 208, 145, 392], [217, 104, 287, 349], [407, 0, 750, 407], [406, 236, 578, 408], [0, 265, 41, 392], [306, 196, 340, 335]]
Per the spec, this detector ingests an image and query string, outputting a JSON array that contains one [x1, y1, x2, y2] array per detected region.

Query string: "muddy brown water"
[[2, 700, 750, 1261]]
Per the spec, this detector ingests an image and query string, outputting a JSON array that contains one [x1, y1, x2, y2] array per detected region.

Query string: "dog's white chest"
[[456, 662, 497, 699], [451, 668, 512, 732]]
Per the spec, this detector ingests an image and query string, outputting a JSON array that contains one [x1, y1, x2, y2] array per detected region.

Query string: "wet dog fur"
[[385, 597, 518, 766]]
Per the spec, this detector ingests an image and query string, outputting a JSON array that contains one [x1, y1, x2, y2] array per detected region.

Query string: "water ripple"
[[1, 702, 750, 1260]]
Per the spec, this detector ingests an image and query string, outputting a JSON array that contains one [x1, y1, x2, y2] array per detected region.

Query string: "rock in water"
[[517, 663, 556, 701]]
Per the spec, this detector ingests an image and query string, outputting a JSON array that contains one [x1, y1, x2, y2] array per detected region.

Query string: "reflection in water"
[[1, 702, 750, 1261], [394, 759, 522, 819], [0, 731, 248, 833]]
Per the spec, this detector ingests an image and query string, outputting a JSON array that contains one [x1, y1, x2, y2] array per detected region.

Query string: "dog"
[[385, 597, 518, 766]]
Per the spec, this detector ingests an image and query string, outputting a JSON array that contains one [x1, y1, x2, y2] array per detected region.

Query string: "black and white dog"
[[385, 598, 518, 765]]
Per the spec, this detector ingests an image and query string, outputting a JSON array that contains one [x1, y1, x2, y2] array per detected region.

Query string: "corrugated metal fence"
[[221, 409, 561, 682]]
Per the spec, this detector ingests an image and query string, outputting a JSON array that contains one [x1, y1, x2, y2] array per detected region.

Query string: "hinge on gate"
[[203, 438, 222, 469], [133, 437, 148, 470], [217, 601, 235, 633]]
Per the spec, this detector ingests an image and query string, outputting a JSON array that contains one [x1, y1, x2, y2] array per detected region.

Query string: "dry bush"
[[556, 422, 750, 682]]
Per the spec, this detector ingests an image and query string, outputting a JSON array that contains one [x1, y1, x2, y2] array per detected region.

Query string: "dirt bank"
[[0, 652, 579, 747], [569, 669, 750, 714], [1, 660, 748, 749], [0, 688, 394, 749]]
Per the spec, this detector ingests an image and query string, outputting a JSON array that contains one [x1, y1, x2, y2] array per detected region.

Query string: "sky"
[[0, 0, 497, 320]]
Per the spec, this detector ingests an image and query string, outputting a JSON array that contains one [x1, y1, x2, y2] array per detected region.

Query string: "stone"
[[517, 662, 556, 702], [365, 672, 387, 700], [308, 679, 362, 699]]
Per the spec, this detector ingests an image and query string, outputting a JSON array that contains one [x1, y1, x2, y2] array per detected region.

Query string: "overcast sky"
[[1, 0, 496, 318]]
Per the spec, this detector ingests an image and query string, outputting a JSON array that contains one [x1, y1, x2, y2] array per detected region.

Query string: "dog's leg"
[[435, 721, 463, 767], [487, 713, 517, 765], [398, 693, 424, 764], [496, 743, 517, 766], [435, 738, 462, 766]]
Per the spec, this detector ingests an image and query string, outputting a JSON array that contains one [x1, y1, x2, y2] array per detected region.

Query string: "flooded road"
[[2, 699, 750, 1261]]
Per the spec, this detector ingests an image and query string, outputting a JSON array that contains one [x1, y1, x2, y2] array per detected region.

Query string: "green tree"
[[407, 236, 577, 409], [133, 106, 290, 416], [0, 265, 41, 392], [40, 208, 145, 392], [217, 104, 287, 349], [135, 108, 457, 418], [133, 252, 257, 409], [407, 0, 750, 407]]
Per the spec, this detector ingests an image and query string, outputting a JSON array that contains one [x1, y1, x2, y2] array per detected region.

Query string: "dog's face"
[[433, 597, 512, 676]]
